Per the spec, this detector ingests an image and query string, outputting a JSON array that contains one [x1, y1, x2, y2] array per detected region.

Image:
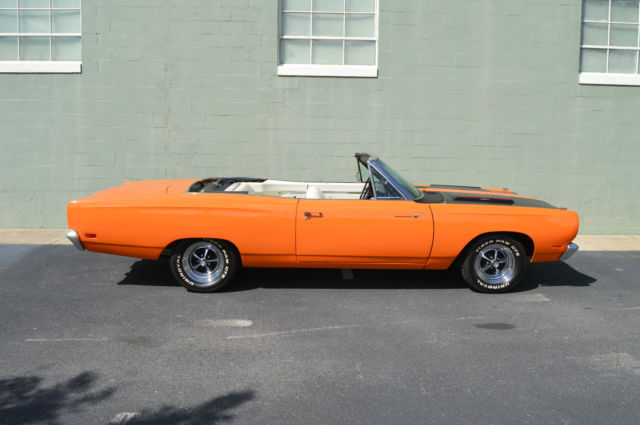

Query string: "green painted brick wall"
[[0, 0, 638, 234]]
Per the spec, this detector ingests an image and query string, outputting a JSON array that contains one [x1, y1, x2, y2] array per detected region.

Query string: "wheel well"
[[455, 232, 535, 265], [160, 238, 242, 261]]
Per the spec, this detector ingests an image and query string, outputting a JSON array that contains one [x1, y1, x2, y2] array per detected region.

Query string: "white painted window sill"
[[0, 61, 81, 73], [579, 72, 640, 86], [278, 64, 377, 78]]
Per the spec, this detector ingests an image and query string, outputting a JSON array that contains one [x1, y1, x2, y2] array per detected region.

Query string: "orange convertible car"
[[67, 153, 579, 293]]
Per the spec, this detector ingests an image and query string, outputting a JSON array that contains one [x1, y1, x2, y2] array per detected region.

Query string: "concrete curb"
[[573, 235, 640, 251], [0, 229, 71, 245], [0, 229, 639, 251]]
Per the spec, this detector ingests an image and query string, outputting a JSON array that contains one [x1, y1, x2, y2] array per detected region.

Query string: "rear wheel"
[[170, 239, 239, 292], [460, 235, 527, 293]]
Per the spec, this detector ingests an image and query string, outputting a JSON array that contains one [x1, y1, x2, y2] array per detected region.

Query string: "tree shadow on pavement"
[[123, 390, 256, 425], [117, 259, 596, 293], [0, 372, 116, 425], [0, 370, 255, 425]]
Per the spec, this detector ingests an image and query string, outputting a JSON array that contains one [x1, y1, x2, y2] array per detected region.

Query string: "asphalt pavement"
[[0, 244, 639, 425]]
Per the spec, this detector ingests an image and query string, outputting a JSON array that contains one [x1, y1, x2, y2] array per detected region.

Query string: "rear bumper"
[[560, 243, 578, 261], [66, 230, 85, 251]]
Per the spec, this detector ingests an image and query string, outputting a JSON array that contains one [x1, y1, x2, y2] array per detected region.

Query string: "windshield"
[[371, 167, 402, 199], [377, 160, 423, 200]]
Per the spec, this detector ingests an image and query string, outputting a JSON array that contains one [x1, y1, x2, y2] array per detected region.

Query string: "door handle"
[[304, 212, 324, 220]]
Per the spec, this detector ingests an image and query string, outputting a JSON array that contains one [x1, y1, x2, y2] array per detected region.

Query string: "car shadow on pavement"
[[230, 261, 596, 293], [118, 259, 180, 287], [117, 259, 596, 293], [515, 261, 597, 292], [0, 370, 255, 425], [231, 268, 468, 291]]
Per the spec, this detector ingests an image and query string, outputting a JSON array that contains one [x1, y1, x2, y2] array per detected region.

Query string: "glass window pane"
[[580, 48, 607, 72], [608, 49, 637, 72], [52, 10, 80, 33], [282, 13, 310, 36], [282, 0, 309, 11], [346, 14, 374, 37], [280, 39, 309, 64], [581, 22, 609, 45], [52, 35, 80, 60], [611, 0, 639, 23], [583, 0, 610, 22], [52, 0, 81, 8], [312, 13, 342, 37], [312, 40, 342, 64], [20, 10, 50, 33], [313, 0, 343, 12], [19, 0, 48, 8], [345, 40, 375, 65], [0, 36, 18, 60], [371, 168, 401, 199], [346, 0, 375, 13], [610, 23, 638, 46], [0, 0, 16, 8], [19, 36, 49, 60], [0, 10, 17, 33]]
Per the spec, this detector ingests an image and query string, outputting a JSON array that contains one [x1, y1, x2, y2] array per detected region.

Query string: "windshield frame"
[[369, 159, 423, 201], [369, 166, 403, 200], [356, 157, 370, 184]]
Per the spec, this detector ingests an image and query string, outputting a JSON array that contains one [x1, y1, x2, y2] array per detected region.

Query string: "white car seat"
[[306, 186, 325, 199]]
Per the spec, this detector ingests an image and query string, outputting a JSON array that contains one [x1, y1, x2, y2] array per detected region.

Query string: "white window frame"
[[0, 1, 82, 73], [579, 0, 640, 86], [277, 0, 379, 78]]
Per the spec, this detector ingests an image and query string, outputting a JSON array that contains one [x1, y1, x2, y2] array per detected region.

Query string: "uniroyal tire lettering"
[[175, 253, 196, 286], [476, 278, 510, 290]]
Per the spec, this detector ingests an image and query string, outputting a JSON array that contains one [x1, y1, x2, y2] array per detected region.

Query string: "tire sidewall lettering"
[[473, 239, 522, 290], [174, 240, 231, 288]]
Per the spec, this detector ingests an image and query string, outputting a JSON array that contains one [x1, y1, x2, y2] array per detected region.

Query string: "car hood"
[[415, 184, 558, 209]]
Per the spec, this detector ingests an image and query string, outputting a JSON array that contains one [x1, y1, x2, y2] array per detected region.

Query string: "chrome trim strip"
[[560, 243, 578, 261], [66, 230, 85, 251]]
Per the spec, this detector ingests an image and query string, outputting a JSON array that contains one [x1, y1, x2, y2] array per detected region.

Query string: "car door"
[[296, 198, 433, 267]]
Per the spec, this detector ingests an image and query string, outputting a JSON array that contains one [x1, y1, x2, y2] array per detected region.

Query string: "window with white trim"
[[580, 0, 640, 85], [278, 0, 378, 77], [0, 0, 81, 73]]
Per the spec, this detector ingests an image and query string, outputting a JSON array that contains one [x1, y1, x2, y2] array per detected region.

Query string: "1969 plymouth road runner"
[[67, 153, 579, 293]]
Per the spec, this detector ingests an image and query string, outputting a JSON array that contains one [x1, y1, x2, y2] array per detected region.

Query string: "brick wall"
[[0, 0, 638, 233]]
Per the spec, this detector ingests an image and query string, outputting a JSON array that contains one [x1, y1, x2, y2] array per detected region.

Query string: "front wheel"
[[460, 235, 527, 293], [170, 239, 239, 292]]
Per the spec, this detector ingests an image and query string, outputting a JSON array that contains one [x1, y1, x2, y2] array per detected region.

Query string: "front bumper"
[[66, 230, 85, 251], [560, 243, 578, 261]]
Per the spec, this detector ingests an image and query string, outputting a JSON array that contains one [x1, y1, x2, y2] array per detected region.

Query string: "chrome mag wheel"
[[473, 243, 517, 286], [181, 241, 225, 285]]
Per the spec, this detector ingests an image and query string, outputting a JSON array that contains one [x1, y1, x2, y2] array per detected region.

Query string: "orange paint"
[[67, 178, 579, 270]]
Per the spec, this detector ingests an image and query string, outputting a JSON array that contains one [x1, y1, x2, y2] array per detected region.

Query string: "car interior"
[[192, 153, 409, 200], [225, 180, 366, 200]]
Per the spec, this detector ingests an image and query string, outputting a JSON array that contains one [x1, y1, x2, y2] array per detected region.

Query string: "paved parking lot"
[[1, 244, 639, 425]]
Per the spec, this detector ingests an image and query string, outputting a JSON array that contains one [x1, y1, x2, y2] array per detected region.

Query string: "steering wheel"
[[360, 178, 373, 200]]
